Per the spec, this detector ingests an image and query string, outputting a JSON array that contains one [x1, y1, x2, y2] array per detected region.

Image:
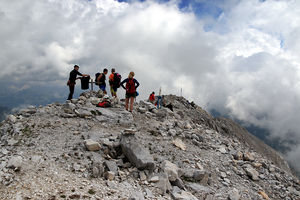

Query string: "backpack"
[[95, 73, 101, 85], [113, 73, 121, 88], [81, 76, 90, 90], [126, 78, 136, 94], [96, 101, 112, 108]]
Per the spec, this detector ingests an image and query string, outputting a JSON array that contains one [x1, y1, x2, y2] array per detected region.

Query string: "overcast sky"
[[1, 0, 300, 170]]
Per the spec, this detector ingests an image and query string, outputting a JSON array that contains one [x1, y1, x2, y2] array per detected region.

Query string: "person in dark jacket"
[[120, 71, 139, 112], [96, 68, 108, 94], [67, 65, 89, 100]]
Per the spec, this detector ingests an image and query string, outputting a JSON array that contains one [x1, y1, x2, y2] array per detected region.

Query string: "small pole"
[[91, 79, 94, 91]]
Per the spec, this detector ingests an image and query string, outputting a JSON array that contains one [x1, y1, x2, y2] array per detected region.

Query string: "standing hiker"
[[96, 68, 108, 94], [156, 87, 162, 109], [120, 71, 140, 112], [67, 65, 89, 100], [109, 68, 121, 98]]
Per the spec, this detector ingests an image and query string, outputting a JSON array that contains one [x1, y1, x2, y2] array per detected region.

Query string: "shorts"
[[126, 92, 136, 98], [99, 85, 106, 92], [110, 86, 117, 95]]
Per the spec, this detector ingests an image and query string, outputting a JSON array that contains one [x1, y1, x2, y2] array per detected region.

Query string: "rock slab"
[[120, 135, 155, 172], [84, 139, 101, 151]]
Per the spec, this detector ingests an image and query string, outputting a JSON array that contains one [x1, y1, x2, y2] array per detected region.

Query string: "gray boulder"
[[120, 135, 155, 172], [7, 156, 23, 171], [245, 167, 259, 181]]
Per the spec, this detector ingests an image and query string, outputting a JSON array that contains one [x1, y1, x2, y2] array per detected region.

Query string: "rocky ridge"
[[0, 91, 299, 200]]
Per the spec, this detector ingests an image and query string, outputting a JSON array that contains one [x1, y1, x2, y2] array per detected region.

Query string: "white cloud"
[[1, 0, 300, 171]]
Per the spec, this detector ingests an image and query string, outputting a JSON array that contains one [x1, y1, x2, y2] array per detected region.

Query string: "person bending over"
[[67, 65, 89, 100]]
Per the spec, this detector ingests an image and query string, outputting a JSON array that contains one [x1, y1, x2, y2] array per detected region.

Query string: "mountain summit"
[[0, 91, 299, 199]]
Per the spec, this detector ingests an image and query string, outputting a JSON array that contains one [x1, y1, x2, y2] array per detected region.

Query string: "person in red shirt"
[[109, 68, 117, 98], [149, 92, 155, 104], [120, 71, 140, 112]]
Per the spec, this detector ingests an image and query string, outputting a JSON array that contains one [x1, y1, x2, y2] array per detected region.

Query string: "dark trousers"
[[68, 84, 75, 100]]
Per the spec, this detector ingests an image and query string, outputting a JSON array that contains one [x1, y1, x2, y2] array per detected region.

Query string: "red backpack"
[[97, 101, 111, 108], [126, 78, 136, 94]]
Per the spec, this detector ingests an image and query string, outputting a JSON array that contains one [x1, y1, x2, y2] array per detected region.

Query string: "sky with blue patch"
[[117, 0, 224, 18], [1, 0, 300, 171]]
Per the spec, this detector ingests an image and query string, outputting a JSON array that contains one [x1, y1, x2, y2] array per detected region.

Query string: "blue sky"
[[117, 0, 224, 18]]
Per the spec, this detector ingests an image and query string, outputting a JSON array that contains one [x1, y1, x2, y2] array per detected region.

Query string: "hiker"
[[96, 68, 108, 94], [109, 68, 121, 98], [120, 71, 140, 112], [67, 65, 89, 100], [149, 92, 155, 104], [156, 87, 162, 109]]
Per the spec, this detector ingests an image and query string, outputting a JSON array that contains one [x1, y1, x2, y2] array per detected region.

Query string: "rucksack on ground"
[[96, 101, 111, 108], [95, 73, 101, 85], [114, 73, 121, 88]]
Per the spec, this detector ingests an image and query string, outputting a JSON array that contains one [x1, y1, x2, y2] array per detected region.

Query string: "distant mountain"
[[209, 108, 300, 177], [0, 86, 67, 108], [0, 106, 10, 121]]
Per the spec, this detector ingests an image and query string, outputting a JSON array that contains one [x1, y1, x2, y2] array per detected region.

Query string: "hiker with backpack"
[[67, 65, 89, 100], [95, 68, 108, 94], [149, 92, 155, 104], [120, 71, 140, 112], [109, 68, 121, 98]]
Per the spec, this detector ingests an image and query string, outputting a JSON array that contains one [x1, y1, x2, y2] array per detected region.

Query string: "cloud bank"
[[1, 0, 300, 170]]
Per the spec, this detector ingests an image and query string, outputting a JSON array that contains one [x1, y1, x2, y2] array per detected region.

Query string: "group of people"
[[67, 65, 139, 112], [148, 87, 163, 109]]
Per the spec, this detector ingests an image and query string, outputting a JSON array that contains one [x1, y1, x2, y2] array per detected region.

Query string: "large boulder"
[[120, 135, 155, 172]]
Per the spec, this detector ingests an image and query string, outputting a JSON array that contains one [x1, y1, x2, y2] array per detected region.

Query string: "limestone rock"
[[7, 156, 23, 171], [76, 109, 93, 118], [228, 188, 240, 200], [162, 160, 179, 182], [186, 183, 211, 194], [129, 191, 145, 200], [149, 176, 159, 183], [232, 151, 243, 160], [137, 107, 147, 114], [105, 171, 115, 181], [78, 96, 87, 102], [104, 160, 118, 174], [120, 135, 155, 172], [171, 190, 198, 200], [172, 138, 186, 151], [84, 139, 101, 151], [156, 174, 171, 196], [258, 190, 270, 200], [193, 170, 209, 185], [245, 167, 259, 181], [6, 115, 17, 123], [89, 97, 100, 105], [243, 152, 254, 162]]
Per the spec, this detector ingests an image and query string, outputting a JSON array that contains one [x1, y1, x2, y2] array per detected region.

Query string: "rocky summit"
[[0, 90, 299, 200]]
